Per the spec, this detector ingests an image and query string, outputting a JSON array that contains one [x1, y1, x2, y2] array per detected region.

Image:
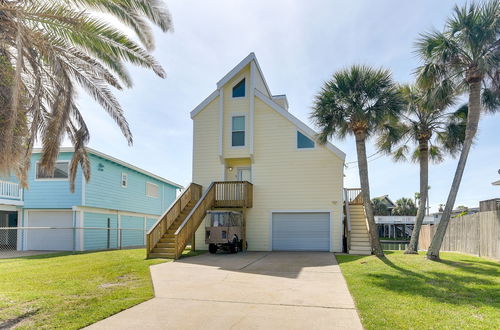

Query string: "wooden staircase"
[[148, 200, 197, 258], [344, 188, 371, 255], [147, 181, 253, 259]]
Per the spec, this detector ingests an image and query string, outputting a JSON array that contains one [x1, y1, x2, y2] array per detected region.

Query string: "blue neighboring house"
[[0, 147, 182, 251]]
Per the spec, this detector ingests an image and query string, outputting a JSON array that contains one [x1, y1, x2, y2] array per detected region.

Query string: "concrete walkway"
[[87, 252, 362, 330]]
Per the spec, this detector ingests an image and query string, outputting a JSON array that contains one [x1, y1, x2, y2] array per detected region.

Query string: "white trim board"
[[191, 89, 219, 119], [32, 147, 183, 189], [255, 89, 346, 160], [72, 206, 160, 219], [216, 53, 272, 97]]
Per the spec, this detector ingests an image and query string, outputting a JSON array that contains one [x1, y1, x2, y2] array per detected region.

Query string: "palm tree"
[[0, 0, 172, 191], [392, 198, 418, 216], [312, 65, 403, 257], [416, 0, 499, 260], [372, 198, 390, 216], [377, 84, 465, 254]]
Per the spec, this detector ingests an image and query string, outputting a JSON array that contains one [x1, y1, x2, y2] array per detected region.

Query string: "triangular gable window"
[[297, 131, 315, 149], [232, 79, 245, 98]]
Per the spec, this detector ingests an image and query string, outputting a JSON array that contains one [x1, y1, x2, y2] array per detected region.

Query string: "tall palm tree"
[[312, 65, 403, 257], [0, 0, 172, 191], [377, 84, 465, 254], [416, 0, 499, 260]]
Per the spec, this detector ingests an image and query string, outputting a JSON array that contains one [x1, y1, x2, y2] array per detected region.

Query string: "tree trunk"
[[405, 139, 428, 254], [354, 130, 384, 257], [426, 79, 481, 261]]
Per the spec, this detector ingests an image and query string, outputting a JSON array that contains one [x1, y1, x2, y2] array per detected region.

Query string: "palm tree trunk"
[[405, 139, 428, 254], [426, 79, 481, 261], [354, 130, 384, 257]]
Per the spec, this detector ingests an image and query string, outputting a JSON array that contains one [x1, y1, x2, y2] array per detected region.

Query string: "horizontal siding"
[[223, 65, 251, 158], [192, 96, 223, 188], [24, 153, 82, 209], [84, 154, 177, 215], [121, 215, 145, 247], [83, 212, 119, 250], [194, 96, 344, 252], [146, 217, 158, 231]]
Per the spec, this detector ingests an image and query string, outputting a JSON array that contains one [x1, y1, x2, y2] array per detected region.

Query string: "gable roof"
[[373, 195, 396, 208], [216, 52, 271, 96], [190, 53, 346, 161], [32, 147, 183, 189], [255, 90, 346, 160]]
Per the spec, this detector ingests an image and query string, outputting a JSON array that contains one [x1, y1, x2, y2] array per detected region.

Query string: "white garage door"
[[272, 212, 330, 251], [27, 211, 73, 251]]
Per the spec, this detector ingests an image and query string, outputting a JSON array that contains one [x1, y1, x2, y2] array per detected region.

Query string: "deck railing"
[[214, 181, 253, 208], [173, 181, 253, 258], [146, 183, 202, 255], [0, 180, 22, 200], [345, 188, 363, 205]]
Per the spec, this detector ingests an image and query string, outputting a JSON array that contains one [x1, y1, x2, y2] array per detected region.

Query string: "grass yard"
[[337, 251, 500, 330], [0, 249, 202, 329]]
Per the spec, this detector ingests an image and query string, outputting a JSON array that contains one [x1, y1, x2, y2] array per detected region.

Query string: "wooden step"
[[349, 249, 371, 255], [149, 252, 176, 259], [152, 247, 175, 253], [156, 242, 175, 248], [351, 237, 370, 243], [159, 237, 175, 243]]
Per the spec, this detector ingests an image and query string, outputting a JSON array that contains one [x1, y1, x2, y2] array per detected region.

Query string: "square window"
[[146, 182, 159, 198]]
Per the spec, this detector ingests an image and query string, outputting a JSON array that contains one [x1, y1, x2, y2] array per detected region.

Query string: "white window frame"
[[296, 130, 316, 150], [231, 77, 246, 98], [35, 161, 70, 181], [146, 182, 159, 198], [121, 173, 128, 188], [231, 114, 247, 148]]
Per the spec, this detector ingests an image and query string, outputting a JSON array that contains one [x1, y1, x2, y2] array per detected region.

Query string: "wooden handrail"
[[345, 188, 363, 205], [174, 182, 217, 258], [173, 181, 253, 258], [146, 183, 202, 256]]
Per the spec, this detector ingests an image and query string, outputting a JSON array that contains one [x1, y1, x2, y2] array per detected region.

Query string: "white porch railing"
[[374, 215, 439, 225], [0, 180, 22, 200]]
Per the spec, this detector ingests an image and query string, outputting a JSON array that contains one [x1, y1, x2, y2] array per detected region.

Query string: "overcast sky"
[[76, 0, 499, 212]]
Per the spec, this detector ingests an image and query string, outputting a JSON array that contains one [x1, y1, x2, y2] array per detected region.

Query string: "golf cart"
[[205, 211, 244, 254]]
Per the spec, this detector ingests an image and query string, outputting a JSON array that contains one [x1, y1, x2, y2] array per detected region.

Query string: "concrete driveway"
[[87, 252, 362, 330]]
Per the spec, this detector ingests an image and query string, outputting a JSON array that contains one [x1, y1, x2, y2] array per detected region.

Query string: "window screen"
[[232, 116, 245, 147]]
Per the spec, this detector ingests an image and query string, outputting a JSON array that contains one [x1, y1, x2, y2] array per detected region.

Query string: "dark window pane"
[[36, 161, 69, 179], [232, 79, 245, 97], [232, 131, 245, 146], [297, 131, 315, 149]]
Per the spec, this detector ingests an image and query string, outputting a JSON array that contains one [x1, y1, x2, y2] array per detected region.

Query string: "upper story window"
[[121, 173, 128, 188], [232, 116, 245, 147], [146, 182, 159, 198], [297, 131, 315, 149], [232, 79, 245, 98], [36, 161, 69, 180]]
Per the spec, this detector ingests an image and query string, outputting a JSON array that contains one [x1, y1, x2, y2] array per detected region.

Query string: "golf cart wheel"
[[208, 244, 218, 254], [230, 237, 239, 254]]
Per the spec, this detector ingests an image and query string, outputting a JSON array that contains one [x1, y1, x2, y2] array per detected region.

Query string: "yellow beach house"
[[146, 53, 371, 258]]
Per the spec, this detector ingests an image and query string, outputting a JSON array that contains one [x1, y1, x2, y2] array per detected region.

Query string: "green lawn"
[[337, 251, 500, 330], [0, 249, 201, 329]]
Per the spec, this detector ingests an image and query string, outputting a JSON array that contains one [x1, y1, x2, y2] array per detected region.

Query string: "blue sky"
[[76, 0, 499, 212]]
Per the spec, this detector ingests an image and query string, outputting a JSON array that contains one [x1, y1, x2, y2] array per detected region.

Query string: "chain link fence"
[[0, 227, 148, 257]]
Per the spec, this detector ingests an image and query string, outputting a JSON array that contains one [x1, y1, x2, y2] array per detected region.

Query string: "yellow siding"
[[254, 69, 269, 96], [246, 98, 344, 251], [223, 66, 250, 158], [192, 96, 223, 189], [192, 64, 344, 252]]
